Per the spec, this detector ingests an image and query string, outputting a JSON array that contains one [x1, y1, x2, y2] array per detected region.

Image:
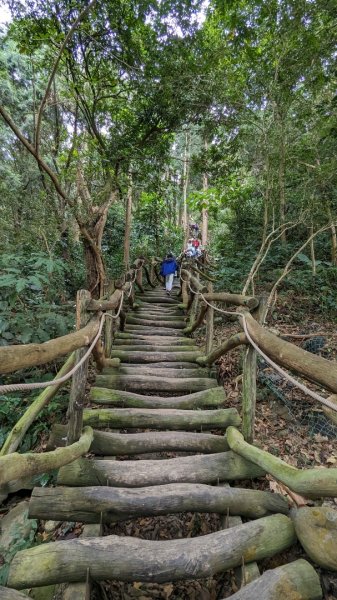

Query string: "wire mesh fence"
[[258, 343, 337, 439]]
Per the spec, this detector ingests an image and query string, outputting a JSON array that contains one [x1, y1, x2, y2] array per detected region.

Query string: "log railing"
[[179, 258, 337, 442], [0, 256, 159, 489]]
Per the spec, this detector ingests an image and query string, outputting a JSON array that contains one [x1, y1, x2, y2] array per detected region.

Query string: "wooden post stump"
[[67, 290, 91, 445]]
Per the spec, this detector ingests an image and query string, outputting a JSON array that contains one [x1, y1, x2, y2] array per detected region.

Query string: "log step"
[[131, 314, 186, 322], [29, 483, 289, 523], [7, 514, 295, 589], [102, 366, 211, 378], [108, 345, 196, 353], [48, 425, 230, 455], [135, 296, 179, 304], [90, 386, 225, 408], [82, 407, 240, 430], [127, 317, 186, 329], [95, 373, 217, 392], [108, 350, 201, 363], [115, 333, 195, 345], [57, 451, 264, 487], [125, 325, 184, 335], [128, 362, 200, 368]]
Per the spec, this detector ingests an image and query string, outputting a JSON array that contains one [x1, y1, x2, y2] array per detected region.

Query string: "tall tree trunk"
[[201, 139, 208, 247], [278, 117, 286, 244], [262, 154, 271, 245], [182, 130, 190, 246], [309, 225, 316, 276], [327, 207, 337, 266], [77, 167, 116, 297], [123, 173, 133, 271]]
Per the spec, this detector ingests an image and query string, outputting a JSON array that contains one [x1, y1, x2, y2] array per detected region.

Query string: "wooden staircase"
[[7, 282, 293, 597]]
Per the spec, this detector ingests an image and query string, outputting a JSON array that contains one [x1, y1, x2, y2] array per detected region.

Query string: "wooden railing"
[[179, 257, 337, 442], [0, 257, 161, 494]]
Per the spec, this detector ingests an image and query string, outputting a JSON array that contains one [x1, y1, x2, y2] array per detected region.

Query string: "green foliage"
[[0, 251, 73, 345], [0, 389, 68, 453]]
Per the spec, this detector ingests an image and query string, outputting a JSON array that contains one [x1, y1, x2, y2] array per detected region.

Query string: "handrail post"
[[67, 289, 91, 444], [242, 296, 266, 443], [205, 282, 214, 354]]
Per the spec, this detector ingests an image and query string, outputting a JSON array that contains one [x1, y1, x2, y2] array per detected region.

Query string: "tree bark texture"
[[103, 366, 210, 378], [226, 427, 337, 498], [0, 587, 32, 600], [109, 345, 195, 353], [224, 559, 322, 600], [7, 514, 295, 589], [94, 374, 217, 393], [67, 290, 91, 444], [108, 351, 201, 363], [242, 312, 337, 393], [0, 427, 93, 487], [0, 318, 99, 375], [90, 386, 225, 408], [291, 506, 337, 571], [48, 424, 230, 455], [197, 333, 247, 366], [56, 451, 265, 487], [82, 407, 240, 430], [125, 326, 186, 337], [29, 483, 288, 523]]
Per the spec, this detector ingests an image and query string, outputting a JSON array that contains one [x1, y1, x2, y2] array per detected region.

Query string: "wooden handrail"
[[0, 317, 100, 375]]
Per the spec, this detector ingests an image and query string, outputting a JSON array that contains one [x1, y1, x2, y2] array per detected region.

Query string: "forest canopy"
[[0, 0, 337, 347]]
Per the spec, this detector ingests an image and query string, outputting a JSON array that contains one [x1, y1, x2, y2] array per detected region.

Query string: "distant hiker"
[[190, 223, 199, 236], [185, 239, 196, 258], [160, 253, 178, 295], [192, 238, 200, 250]]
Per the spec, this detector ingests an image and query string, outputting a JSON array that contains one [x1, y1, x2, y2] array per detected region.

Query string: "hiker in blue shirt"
[[160, 253, 178, 296]]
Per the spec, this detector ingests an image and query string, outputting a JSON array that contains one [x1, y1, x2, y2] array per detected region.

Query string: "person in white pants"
[[160, 253, 178, 296], [165, 272, 174, 293]]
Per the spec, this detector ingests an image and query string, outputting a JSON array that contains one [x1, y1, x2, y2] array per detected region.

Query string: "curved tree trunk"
[[8, 514, 295, 589]]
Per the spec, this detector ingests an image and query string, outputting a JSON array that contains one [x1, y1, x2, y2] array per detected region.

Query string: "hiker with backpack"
[[160, 253, 178, 295]]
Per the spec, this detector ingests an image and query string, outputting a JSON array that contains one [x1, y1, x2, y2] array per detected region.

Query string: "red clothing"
[[192, 239, 200, 248]]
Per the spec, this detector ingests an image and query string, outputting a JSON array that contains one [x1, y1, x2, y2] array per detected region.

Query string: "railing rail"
[[0, 257, 159, 491]]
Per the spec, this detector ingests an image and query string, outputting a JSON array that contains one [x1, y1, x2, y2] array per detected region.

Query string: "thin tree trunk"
[[123, 172, 133, 270], [182, 130, 190, 246], [202, 139, 208, 247], [278, 117, 286, 244], [327, 207, 337, 265], [309, 225, 316, 276]]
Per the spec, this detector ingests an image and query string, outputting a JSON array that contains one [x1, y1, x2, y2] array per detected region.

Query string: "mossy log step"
[[135, 296, 179, 304], [109, 345, 196, 353], [57, 451, 265, 487], [95, 374, 216, 392], [114, 338, 194, 347], [82, 407, 240, 430], [7, 514, 295, 589], [124, 327, 185, 337], [125, 323, 183, 337], [226, 559, 322, 600], [29, 483, 289, 523], [127, 317, 185, 329], [49, 424, 230, 455], [102, 366, 210, 379], [129, 362, 200, 369], [131, 314, 185, 322], [0, 588, 31, 600], [90, 386, 225, 408], [115, 333, 195, 345], [108, 350, 201, 363], [226, 426, 337, 498]]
